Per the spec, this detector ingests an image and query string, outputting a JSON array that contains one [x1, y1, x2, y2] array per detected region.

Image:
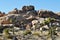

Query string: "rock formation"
[[38, 10, 60, 19], [0, 5, 60, 30]]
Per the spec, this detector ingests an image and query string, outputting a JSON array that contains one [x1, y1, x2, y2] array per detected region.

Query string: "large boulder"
[[22, 5, 35, 11], [38, 10, 60, 19], [8, 8, 18, 14]]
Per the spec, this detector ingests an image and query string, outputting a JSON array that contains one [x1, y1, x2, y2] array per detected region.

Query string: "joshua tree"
[[9, 18, 18, 40], [44, 17, 51, 27], [47, 26, 57, 40], [9, 17, 17, 35], [40, 18, 56, 33]]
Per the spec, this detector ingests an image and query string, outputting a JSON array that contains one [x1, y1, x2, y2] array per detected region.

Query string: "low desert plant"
[[32, 32, 40, 36], [23, 30, 32, 35]]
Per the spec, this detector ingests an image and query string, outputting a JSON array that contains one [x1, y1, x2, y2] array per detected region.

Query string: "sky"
[[0, 0, 60, 13]]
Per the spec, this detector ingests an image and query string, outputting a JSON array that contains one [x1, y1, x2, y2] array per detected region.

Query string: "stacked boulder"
[[22, 5, 35, 11]]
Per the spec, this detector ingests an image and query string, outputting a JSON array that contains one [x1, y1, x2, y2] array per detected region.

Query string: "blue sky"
[[0, 0, 60, 13]]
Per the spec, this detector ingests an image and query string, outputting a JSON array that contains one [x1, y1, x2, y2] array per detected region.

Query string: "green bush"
[[3, 29, 9, 34], [23, 30, 32, 35]]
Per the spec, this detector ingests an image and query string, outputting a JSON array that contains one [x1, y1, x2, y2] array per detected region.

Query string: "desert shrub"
[[3, 28, 13, 39], [23, 30, 32, 35], [32, 32, 40, 36], [3, 28, 9, 34]]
